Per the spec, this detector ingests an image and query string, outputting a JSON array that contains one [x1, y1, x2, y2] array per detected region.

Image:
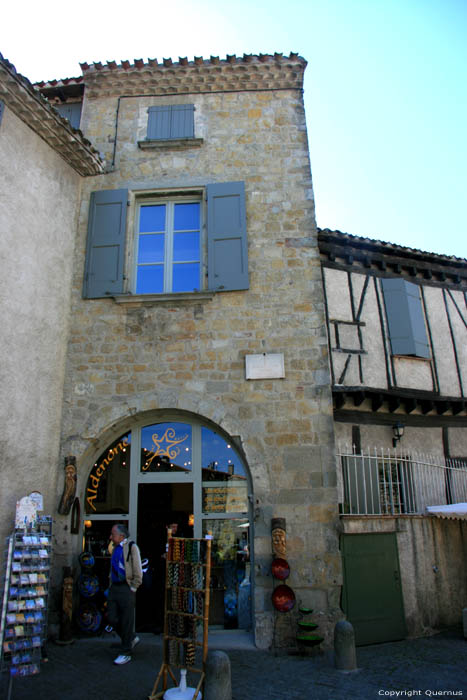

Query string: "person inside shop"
[[161, 521, 179, 560], [108, 524, 143, 665]]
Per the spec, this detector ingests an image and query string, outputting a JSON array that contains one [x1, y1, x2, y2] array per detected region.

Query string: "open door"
[[136, 482, 193, 632]]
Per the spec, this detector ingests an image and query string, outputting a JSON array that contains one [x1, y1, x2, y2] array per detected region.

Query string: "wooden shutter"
[[147, 105, 194, 140], [381, 278, 430, 358], [83, 190, 128, 298], [55, 103, 82, 129], [206, 182, 249, 291]]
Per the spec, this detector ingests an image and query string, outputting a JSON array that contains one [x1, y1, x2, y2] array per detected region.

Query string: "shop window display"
[[202, 518, 250, 629]]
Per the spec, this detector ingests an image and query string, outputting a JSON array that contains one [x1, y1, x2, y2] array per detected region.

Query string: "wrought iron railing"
[[337, 446, 467, 516]]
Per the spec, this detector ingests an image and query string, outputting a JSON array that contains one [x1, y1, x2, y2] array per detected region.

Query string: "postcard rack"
[[0, 517, 53, 698], [149, 533, 212, 700]]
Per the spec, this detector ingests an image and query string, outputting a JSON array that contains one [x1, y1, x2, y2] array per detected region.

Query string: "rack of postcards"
[[149, 533, 212, 700], [0, 516, 53, 685]]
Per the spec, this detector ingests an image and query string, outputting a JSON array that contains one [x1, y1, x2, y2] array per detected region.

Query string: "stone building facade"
[[2, 50, 466, 652], [34, 54, 341, 647]]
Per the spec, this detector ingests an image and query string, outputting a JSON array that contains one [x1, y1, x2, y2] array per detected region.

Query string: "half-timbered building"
[[320, 228, 467, 644]]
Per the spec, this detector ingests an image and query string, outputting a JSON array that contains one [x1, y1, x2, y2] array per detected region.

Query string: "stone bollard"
[[463, 608, 467, 639], [334, 620, 357, 672], [204, 650, 232, 700]]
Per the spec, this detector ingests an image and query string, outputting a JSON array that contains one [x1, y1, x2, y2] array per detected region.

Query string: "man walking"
[[108, 524, 143, 665]]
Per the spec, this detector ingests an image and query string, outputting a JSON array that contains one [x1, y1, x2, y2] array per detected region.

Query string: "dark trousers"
[[107, 583, 135, 654]]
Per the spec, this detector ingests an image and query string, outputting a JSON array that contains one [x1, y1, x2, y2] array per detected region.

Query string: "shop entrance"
[[82, 414, 253, 634], [136, 482, 193, 632]]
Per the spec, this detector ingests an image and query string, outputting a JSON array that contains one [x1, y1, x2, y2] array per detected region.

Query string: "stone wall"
[[57, 58, 342, 648]]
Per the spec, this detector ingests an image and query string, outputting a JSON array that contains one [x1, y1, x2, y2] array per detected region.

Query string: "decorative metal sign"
[[142, 428, 189, 471]]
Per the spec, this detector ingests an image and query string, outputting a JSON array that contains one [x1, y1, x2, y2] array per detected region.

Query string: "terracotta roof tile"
[[0, 53, 103, 176], [318, 228, 467, 265]]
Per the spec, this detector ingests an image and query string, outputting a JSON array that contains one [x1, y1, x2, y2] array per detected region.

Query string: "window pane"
[[139, 205, 166, 233], [138, 233, 165, 263], [85, 433, 131, 514], [202, 518, 250, 630], [201, 427, 248, 514], [136, 265, 164, 294], [174, 202, 200, 231], [141, 422, 192, 472], [201, 428, 247, 478], [172, 263, 200, 292], [173, 232, 200, 262]]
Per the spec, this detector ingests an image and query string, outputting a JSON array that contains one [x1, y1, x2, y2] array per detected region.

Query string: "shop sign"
[[86, 439, 128, 511]]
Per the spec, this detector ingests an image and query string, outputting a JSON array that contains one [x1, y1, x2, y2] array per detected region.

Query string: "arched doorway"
[[82, 413, 253, 632]]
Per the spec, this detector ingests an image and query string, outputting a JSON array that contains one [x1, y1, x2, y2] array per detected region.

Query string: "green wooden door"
[[341, 533, 406, 645]]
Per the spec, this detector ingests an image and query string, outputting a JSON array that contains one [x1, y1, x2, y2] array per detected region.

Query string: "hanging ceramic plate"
[[79, 552, 95, 569], [77, 603, 102, 633], [272, 584, 296, 612], [271, 557, 290, 580], [78, 573, 99, 598]]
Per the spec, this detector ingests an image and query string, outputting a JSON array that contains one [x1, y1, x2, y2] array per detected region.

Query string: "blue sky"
[[2, 0, 466, 257]]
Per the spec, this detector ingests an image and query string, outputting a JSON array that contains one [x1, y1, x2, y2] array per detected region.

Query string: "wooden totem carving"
[[271, 517, 287, 558], [58, 456, 77, 516]]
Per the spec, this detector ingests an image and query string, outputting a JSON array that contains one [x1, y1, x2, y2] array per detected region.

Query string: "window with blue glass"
[[136, 200, 201, 294]]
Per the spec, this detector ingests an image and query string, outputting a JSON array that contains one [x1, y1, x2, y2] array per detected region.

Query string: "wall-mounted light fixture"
[[392, 422, 405, 448]]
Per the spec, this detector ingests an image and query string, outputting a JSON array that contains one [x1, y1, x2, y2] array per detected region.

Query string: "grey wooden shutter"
[[206, 181, 249, 291], [381, 278, 430, 358], [147, 105, 194, 140], [55, 103, 82, 129], [83, 189, 128, 298]]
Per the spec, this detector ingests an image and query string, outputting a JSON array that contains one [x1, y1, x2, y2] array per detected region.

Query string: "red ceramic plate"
[[271, 557, 290, 580], [272, 584, 296, 612]]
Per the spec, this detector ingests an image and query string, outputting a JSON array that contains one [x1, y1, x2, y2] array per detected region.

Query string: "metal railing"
[[337, 445, 467, 516]]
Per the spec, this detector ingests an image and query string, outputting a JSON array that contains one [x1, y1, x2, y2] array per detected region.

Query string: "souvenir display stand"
[[0, 516, 53, 700], [149, 533, 212, 700]]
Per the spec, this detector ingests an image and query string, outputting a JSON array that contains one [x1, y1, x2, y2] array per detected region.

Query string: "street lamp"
[[392, 422, 405, 448]]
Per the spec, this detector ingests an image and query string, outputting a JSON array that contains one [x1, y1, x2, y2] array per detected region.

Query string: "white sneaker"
[[131, 636, 140, 649], [113, 654, 131, 665]]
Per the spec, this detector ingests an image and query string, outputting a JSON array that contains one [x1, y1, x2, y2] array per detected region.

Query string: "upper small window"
[[54, 102, 82, 130], [135, 198, 202, 294], [147, 104, 194, 141], [381, 278, 430, 359]]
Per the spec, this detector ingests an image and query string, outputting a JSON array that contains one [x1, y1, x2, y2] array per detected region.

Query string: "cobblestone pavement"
[[1, 627, 465, 700]]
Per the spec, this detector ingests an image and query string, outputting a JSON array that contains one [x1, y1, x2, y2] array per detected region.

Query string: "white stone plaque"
[[245, 353, 285, 380]]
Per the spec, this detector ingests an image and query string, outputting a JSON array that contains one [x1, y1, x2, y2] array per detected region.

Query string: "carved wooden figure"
[[58, 456, 77, 515], [271, 517, 286, 558]]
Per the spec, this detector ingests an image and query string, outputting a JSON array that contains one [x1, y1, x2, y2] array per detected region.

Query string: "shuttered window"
[[147, 105, 194, 140], [381, 278, 430, 358], [83, 182, 248, 298], [54, 102, 82, 130]]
